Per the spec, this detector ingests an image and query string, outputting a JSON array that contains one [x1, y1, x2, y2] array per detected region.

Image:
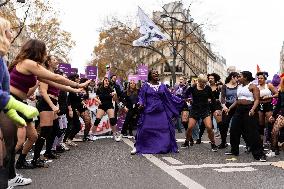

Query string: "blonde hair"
[[0, 17, 11, 55], [198, 74, 208, 83]]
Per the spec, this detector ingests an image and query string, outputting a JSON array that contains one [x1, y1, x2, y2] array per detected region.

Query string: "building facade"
[[138, 1, 226, 85], [280, 41, 284, 73]]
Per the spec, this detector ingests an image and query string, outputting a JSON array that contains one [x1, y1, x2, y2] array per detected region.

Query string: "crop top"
[[47, 85, 60, 97], [10, 67, 37, 94], [258, 84, 272, 98], [237, 83, 254, 101]]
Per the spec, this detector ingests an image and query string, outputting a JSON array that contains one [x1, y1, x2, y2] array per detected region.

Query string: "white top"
[[148, 82, 161, 92], [237, 83, 254, 101], [258, 84, 272, 97]]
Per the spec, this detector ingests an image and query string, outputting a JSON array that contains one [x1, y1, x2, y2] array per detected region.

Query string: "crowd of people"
[[1, 16, 284, 189]]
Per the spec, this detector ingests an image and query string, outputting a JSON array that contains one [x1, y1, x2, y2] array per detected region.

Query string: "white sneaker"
[[8, 174, 32, 187], [65, 139, 78, 147], [60, 143, 70, 151], [131, 147, 136, 155], [114, 132, 122, 142], [266, 150, 276, 157]]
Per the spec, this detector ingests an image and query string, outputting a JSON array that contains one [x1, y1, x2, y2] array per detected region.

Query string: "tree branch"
[[11, 4, 30, 44]]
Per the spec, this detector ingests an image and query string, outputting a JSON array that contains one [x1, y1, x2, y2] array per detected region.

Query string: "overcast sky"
[[55, 0, 284, 79]]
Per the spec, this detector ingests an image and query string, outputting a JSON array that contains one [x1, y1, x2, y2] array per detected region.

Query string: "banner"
[[137, 65, 148, 81], [81, 92, 112, 136], [133, 7, 168, 46], [80, 74, 86, 78], [128, 75, 140, 83], [85, 66, 97, 80], [58, 63, 71, 76]]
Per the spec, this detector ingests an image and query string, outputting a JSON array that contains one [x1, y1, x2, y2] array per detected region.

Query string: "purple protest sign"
[[58, 63, 71, 76], [85, 66, 97, 80], [80, 74, 86, 78], [71, 68, 78, 74], [128, 75, 140, 83], [137, 65, 148, 81]]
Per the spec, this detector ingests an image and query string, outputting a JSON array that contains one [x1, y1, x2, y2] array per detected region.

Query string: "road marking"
[[176, 139, 247, 148], [122, 138, 205, 189], [172, 162, 272, 170], [213, 167, 256, 172], [162, 157, 184, 165]]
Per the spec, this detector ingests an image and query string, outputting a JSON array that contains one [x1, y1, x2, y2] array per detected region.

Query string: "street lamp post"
[[160, 13, 198, 77]]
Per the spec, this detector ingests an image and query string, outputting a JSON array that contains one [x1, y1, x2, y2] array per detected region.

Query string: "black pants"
[[65, 113, 81, 141], [121, 108, 138, 134], [219, 103, 235, 144], [0, 112, 17, 187], [230, 105, 264, 159]]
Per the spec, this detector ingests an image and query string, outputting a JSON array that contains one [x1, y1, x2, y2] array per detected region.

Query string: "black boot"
[[16, 153, 35, 169], [181, 140, 189, 149]]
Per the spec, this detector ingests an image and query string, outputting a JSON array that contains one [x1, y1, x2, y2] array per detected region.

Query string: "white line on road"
[[176, 139, 247, 148], [213, 167, 257, 172], [172, 162, 272, 170], [122, 138, 205, 189], [162, 157, 184, 165]]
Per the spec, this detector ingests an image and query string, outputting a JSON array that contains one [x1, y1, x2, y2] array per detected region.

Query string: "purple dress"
[[135, 82, 184, 154]]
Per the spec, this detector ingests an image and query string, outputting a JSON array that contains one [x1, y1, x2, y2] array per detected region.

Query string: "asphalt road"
[[18, 131, 284, 189]]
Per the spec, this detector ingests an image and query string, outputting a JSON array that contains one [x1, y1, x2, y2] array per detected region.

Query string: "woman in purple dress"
[[131, 70, 184, 154]]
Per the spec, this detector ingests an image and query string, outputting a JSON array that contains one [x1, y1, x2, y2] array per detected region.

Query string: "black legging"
[[121, 108, 138, 134], [219, 103, 235, 144], [0, 112, 17, 188], [64, 113, 81, 141]]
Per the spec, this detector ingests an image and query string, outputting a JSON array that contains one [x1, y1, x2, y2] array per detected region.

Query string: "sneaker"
[[82, 136, 93, 142], [55, 145, 65, 153], [66, 139, 78, 147], [245, 146, 251, 154], [196, 139, 201, 144], [7, 186, 14, 189], [60, 143, 70, 151], [211, 144, 218, 152], [189, 138, 194, 146], [130, 147, 136, 155], [31, 159, 49, 168], [218, 143, 228, 149], [8, 174, 32, 187], [258, 155, 267, 162], [114, 132, 122, 142], [44, 153, 58, 160], [225, 151, 239, 156], [15, 160, 35, 169], [181, 141, 189, 149], [266, 150, 276, 157]]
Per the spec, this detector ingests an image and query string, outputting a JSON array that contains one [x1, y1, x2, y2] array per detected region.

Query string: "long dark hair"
[[9, 39, 47, 71], [225, 72, 239, 84]]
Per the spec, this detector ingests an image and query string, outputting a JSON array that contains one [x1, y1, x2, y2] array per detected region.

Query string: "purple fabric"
[[135, 83, 184, 154], [0, 56, 10, 110]]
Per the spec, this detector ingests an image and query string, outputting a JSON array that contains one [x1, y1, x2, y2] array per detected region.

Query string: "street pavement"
[[18, 131, 284, 189]]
